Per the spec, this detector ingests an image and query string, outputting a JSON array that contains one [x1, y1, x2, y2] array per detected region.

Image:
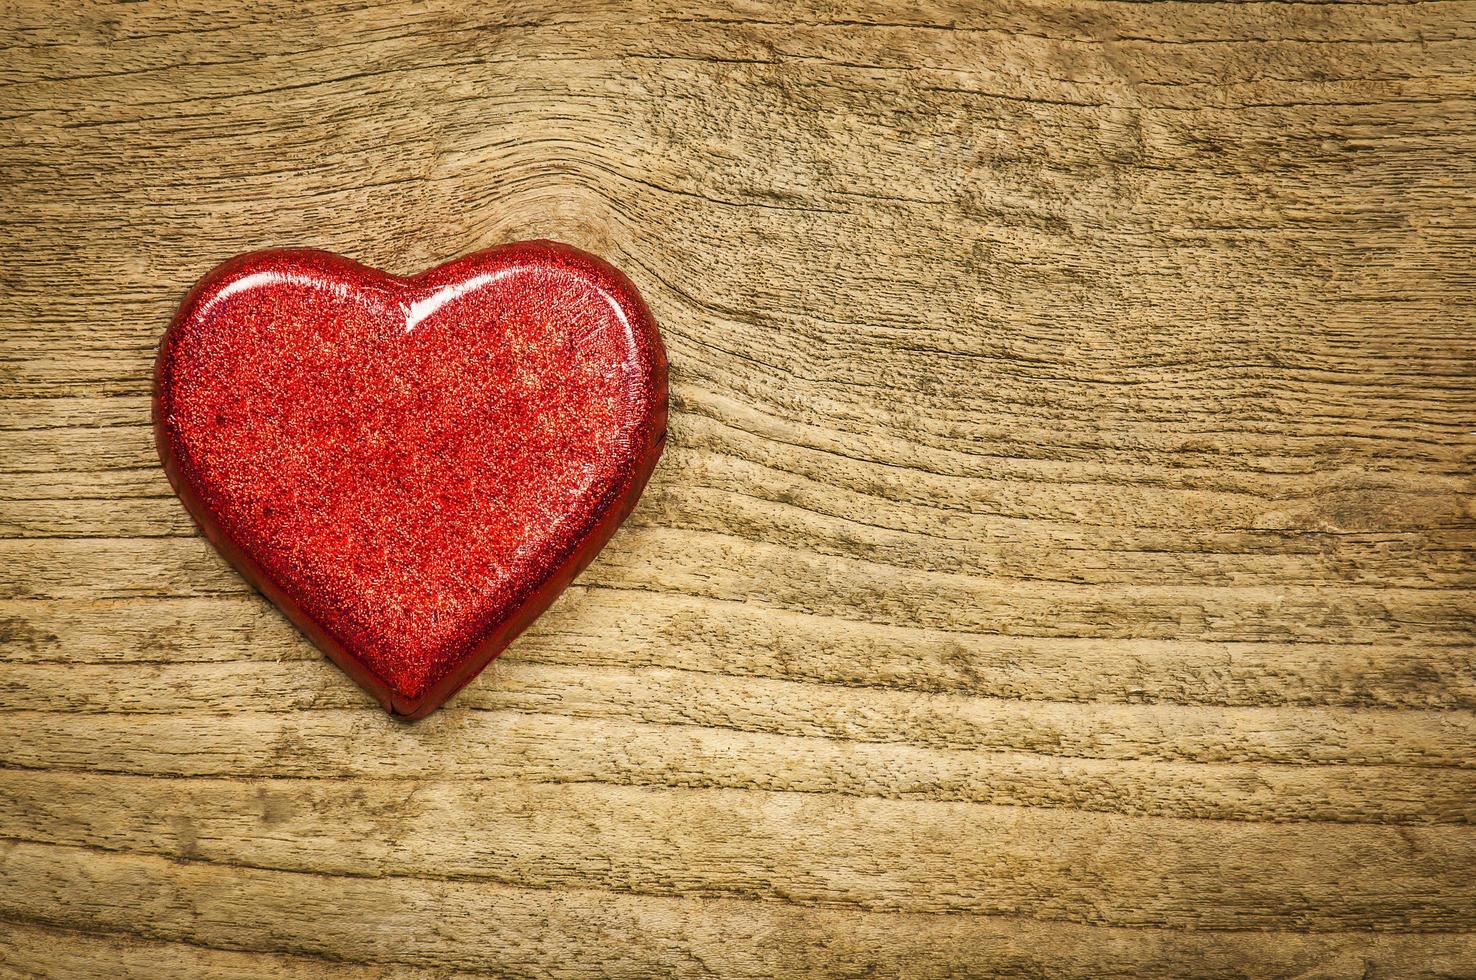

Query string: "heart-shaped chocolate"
[[154, 242, 667, 718]]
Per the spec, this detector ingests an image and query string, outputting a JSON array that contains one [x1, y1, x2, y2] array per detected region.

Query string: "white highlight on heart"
[[402, 269, 516, 333], [191, 261, 638, 353], [197, 270, 355, 322]]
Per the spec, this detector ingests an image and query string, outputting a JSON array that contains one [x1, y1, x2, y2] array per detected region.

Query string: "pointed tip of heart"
[[387, 691, 442, 721]]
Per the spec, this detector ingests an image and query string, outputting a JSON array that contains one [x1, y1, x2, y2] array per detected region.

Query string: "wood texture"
[[2, 1, 1475, 976]]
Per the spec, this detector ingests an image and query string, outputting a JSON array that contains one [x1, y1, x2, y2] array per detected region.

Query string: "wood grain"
[[3, 1, 1474, 976]]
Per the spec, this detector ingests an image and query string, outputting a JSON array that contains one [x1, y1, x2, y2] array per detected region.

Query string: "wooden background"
[[3, 1, 1475, 976]]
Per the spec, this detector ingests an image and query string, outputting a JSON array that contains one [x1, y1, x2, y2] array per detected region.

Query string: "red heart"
[[154, 242, 668, 718]]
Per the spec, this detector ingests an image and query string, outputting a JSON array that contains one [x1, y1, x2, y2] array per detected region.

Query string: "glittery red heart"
[[154, 242, 667, 719]]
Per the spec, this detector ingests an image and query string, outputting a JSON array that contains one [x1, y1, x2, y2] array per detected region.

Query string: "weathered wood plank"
[[5, 707, 1475, 826], [5, 841, 1476, 980], [3, 0, 1474, 974], [5, 536, 1472, 649], [0, 920, 435, 980], [8, 659, 1476, 772], [8, 595, 1475, 713], [3, 767, 1476, 929]]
